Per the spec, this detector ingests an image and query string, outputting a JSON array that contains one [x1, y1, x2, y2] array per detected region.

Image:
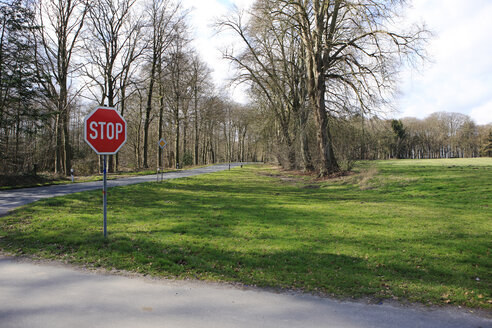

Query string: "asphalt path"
[[0, 163, 247, 216], [0, 256, 490, 328], [0, 162, 490, 327]]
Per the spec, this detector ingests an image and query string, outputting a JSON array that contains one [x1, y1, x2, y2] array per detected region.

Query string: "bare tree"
[[160, 22, 193, 168], [223, 0, 427, 175], [142, 0, 182, 168], [189, 55, 212, 165], [218, 4, 315, 170], [83, 0, 143, 172], [285, 0, 427, 174], [35, 0, 88, 174]]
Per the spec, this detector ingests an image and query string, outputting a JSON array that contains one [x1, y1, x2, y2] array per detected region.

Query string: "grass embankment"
[[0, 159, 490, 308]]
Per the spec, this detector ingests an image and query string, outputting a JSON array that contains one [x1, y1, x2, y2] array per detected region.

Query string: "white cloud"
[[181, 0, 253, 103], [470, 100, 492, 125], [396, 0, 492, 125]]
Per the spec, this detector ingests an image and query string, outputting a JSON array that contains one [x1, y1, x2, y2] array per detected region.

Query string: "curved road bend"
[[0, 163, 249, 216]]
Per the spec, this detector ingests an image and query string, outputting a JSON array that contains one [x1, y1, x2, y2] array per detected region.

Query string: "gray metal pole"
[[103, 155, 107, 238]]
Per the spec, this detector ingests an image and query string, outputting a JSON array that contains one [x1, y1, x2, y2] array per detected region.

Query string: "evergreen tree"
[[482, 131, 492, 157], [391, 119, 407, 159], [0, 0, 42, 172]]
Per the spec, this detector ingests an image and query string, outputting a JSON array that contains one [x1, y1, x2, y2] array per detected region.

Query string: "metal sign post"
[[103, 155, 107, 238], [158, 138, 167, 182]]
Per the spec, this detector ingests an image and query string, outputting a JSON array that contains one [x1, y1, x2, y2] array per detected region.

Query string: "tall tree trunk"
[[62, 112, 71, 175], [55, 114, 62, 173], [300, 127, 313, 172], [143, 58, 156, 169], [194, 93, 199, 165], [116, 86, 127, 172], [183, 119, 188, 158], [174, 105, 180, 168], [158, 83, 164, 168], [241, 129, 247, 162], [299, 108, 314, 171], [107, 74, 115, 172], [60, 75, 70, 175], [312, 69, 338, 175]]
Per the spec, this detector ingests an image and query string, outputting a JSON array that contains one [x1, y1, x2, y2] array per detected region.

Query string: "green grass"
[[1, 159, 491, 308]]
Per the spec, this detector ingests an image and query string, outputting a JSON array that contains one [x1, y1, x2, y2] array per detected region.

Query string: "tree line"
[[328, 112, 492, 166], [1, 0, 491, 178], [0, 0, 263, 176]]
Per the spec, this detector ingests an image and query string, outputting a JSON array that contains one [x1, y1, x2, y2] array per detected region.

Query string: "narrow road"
[[0, 256, 490, 328], [0, 163, 247, 216]]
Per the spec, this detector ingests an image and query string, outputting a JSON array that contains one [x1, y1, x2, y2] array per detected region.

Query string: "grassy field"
[[0, 159, 490, 308]]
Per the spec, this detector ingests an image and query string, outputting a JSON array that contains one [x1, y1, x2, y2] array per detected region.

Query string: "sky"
[[180, 0, 492, 126]]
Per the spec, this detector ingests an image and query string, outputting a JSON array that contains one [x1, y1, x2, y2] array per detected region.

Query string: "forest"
[[1, 0, 491, 178]]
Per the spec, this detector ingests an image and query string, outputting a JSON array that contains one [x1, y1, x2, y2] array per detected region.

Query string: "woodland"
[[1, 0, 491, 178]]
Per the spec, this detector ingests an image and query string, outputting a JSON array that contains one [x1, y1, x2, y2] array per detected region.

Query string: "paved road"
[[0, 256, 490, 328], [0, 163, 247, 216]]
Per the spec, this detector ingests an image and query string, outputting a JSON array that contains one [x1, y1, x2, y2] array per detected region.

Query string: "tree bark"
[[143, 57, 156, 169], [55, 114, 62, 173], [158, 82, 164, 168], [312, 69, 338, 175], [174, 102, 180, 168]]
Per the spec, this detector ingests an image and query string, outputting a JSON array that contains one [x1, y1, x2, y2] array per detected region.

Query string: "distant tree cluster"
[[329, 112, 491, 166], [396, 113, 491, 159]]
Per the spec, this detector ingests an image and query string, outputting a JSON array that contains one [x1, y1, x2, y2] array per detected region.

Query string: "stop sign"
[[84, 107, 127, 154]]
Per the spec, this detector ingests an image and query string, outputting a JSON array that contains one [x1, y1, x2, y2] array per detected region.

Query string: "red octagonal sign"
[[84, 107, 127, 155]]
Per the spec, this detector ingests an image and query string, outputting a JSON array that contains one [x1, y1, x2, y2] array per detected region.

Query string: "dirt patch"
[[315, 170, 355, 181], [302, 184, 321, 189], [358, 168, 379, 190], [258, 166, 356, 188]]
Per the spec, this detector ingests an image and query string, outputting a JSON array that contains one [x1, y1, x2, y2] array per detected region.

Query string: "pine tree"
[[391, 119, 407, 159], [482, 131, 492, 157], [0, 1, 42, 173]]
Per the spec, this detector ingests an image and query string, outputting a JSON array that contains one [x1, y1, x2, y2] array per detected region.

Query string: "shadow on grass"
[[1, 166, 490, 307]]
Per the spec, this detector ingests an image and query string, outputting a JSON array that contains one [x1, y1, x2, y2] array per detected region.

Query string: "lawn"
[[0, 159, 490, 308]]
